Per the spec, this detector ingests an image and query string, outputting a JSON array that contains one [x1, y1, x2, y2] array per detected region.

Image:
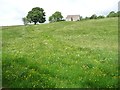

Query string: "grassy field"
[[0, 26, 2, 88], [2, 18, 118, 88]]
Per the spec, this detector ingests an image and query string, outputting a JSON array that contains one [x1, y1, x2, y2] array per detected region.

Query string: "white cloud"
[[0, 0, 119, 26]]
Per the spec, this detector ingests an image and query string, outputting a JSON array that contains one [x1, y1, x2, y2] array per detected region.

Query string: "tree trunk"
[[34, 22, 37, 25]]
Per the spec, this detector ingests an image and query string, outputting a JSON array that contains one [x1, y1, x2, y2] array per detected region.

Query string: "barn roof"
[[66, 15, 80, 19]]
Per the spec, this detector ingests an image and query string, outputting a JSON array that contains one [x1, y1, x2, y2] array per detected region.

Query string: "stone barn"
[[66, 15, 80, 21]]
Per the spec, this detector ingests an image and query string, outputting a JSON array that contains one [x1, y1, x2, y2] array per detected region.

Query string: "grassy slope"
[[2, 18, 118, 88], [0, 26, 2, 88]]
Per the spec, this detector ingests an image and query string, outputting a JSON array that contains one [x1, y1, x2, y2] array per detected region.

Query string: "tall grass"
[[0, 26, 2, 88], [2, 18, 118, 88]]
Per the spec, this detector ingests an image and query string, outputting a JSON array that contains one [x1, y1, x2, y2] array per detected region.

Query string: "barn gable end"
[[66, 15, 80, 21]]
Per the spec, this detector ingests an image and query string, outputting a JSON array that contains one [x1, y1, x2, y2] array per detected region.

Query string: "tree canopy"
[[97, 15, 105, 19], [22, 17, 29, 25], [49, 11, 63, 22], [107, 11, 118, 17], [90, 14, 97, 19], [117, 11, 120, 17], [26, 7, 46, 25]]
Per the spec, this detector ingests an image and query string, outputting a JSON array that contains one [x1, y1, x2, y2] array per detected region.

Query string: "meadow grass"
[[2, 18, 118, 88], [0, 26, 2, 88]]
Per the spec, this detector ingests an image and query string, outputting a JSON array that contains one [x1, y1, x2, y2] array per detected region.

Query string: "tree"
[[85, 17, 90, 20], [49, 16, 54, 22], [97, 15, 105, 19], [80, 16, 83, 20], [117, 11, 120, 17], [22, 17, 29, 25], [49, 11, 63, 22], [26, 7, 46, 25], [107, 11, 117, 17], [90, 14, 97, 19]]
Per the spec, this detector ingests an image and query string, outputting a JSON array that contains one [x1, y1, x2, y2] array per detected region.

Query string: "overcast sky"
[[0, 0, 119, 26]]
